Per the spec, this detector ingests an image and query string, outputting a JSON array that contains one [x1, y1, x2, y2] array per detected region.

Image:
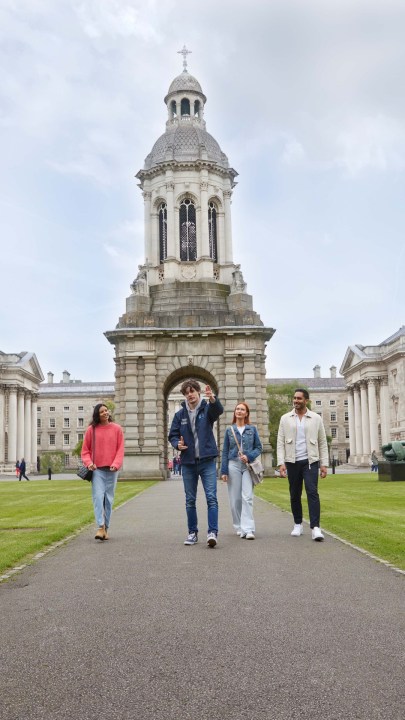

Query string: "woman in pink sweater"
[[81, 403, 124, 541]]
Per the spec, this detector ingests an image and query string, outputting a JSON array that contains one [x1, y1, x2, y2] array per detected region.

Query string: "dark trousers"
[[286, 460, 320, 528]]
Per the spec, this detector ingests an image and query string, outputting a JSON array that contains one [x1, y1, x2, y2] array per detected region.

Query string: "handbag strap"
[[230, 425, 242, 453]]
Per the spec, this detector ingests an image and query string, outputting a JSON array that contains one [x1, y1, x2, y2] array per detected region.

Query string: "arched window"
[[194, 100, 200, 118], [170, 100, 177, 118], [159, 202, 167, 263], [179, 199, 197, 261], [208, 201, 218, 262], [181, 98, 190, 116]]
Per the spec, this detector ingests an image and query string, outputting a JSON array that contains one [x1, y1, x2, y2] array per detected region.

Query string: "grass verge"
[[0, 479, 156, 575], [255, 473, 405, 570]]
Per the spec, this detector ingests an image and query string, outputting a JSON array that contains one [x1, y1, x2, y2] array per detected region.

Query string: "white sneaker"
[[291, 523, 303, 537], [312, 527, 324, 541], [245, 532, 255, 540], [236, 529, 242, 536], [207, 532, 217, 548]]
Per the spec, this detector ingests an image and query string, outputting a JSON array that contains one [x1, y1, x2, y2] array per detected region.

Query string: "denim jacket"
[[168, 397, 223, 465], [220, 424, 262, 476]]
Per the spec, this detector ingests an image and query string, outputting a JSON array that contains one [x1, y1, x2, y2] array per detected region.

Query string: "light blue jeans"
[[91, 468, 118, 528], [181, 458, 218, 534], [227, 458, 255, 534]]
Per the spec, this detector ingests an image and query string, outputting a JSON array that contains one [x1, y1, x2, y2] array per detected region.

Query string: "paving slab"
[[0, 480, 403, 720]]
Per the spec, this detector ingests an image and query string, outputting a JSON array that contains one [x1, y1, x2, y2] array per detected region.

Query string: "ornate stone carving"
[[230, 268, 246, 293], [130, 267, 148, 295], [181, 265, 196, 280]]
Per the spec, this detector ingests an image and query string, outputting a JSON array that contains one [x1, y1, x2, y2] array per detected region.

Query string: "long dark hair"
[[90, 403, 111, 427]]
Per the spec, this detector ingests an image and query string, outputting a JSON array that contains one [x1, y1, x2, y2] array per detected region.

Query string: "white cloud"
[[335, 114, 405, 175]]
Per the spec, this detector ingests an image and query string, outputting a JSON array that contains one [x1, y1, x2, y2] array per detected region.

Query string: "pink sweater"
[[81, 422, 124, 469]]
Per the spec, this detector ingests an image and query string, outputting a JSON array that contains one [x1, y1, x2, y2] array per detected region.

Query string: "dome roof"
[[144, 124, 229, 170], [167, 71, 204, 97]]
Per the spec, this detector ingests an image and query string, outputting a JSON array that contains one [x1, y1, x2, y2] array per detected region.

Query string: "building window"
[[179, 198, 197, 261], [37, 418, 41, 428], [346, 429, 350, 439], [159, 202, 167, 263], [64, 454, 70, 467], [63, 433, 70, 446], [49, 418, 56, 428], [344, 399, 348, 406], [63, 418, 70, 428], [37, 406, 41, 412], [344, 411, 349, 422], [37, 434, 41, 446], [315, 400, 322, 406], [180, 97, 190, 115], [208, 201, 218, 262], [64, 406, 70, 412], [78, 405, 84, 411], [49, 406, 55, 412], [331, 427, 337, 438], [77, 433, 84, 443], [330, 412, 337, 422], [78, 418, 84, 428], [49, 434, 56, 446], [329, 400, 336, 406]]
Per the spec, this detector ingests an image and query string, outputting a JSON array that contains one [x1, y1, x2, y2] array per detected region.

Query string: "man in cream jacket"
[[277, 388, 328, 541]]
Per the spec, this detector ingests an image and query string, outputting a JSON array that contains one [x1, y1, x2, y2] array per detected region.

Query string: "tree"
[[267, 382, 309, 462]]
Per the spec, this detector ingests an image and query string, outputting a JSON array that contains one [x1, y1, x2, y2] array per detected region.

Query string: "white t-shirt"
[[295, 413, 308, 461]]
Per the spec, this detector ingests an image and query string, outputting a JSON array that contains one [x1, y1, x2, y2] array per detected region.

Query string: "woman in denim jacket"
[[220, 402, 262, 539]]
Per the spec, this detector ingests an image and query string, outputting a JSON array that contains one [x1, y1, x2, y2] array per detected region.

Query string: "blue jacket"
[[168, 397, 223, 465], [220, 424, 263, 475]]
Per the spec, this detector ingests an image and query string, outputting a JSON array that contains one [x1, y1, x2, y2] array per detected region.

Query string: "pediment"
[[339, 345, 365, 376], [18, 353, 45, 382]]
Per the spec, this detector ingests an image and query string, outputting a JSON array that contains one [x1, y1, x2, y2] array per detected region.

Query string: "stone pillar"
[[218, 210, 225, 264], [353, 385, 363, 460], [8, 387, 18, 463], [347, 388, 356, 460], [31, 395, 38, 467], [0, 388, 5, 464], [379, 377, 390, 446], [360, 381, 371, 457], [151, 208, 159, 266], [24, 393, 32, 469], [223, 190, 233, 263], [166, 179, 176, 258], [200, 179, 210, 257], [17, 389, 25, 461], [143, 191, 152, 263], [367, 379, 379, 454]]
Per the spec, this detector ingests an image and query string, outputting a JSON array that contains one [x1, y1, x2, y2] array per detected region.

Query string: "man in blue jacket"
[[169, 379, 223, 547]]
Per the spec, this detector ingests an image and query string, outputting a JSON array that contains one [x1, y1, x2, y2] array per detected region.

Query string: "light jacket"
[[220, 424, 262, 476], [277, 409, 328, 467], [168, 397, 223, 465]]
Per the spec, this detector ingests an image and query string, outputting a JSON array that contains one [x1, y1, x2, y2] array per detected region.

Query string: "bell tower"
[[106, 49, 275, 479]]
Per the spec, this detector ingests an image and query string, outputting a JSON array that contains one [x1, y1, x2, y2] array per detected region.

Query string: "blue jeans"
[[286, 460, 320, 528], [92, 468, 118, 528], [181, 458, 218, 534]]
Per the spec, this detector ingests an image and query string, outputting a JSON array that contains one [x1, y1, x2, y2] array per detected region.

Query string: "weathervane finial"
[[177, 45, 192, 72]]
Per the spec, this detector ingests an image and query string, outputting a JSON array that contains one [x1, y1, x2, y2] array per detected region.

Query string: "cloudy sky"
[[1, 0, 404, 383]]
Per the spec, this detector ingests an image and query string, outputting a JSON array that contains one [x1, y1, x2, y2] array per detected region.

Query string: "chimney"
[[47, 372, 54, 384], [313, 365, 321, 379], [62, 370, 71, 384], [330, 365, 337, 379]]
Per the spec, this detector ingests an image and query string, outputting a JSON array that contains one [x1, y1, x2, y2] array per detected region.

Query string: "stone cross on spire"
[[177, 45, 192, 72]]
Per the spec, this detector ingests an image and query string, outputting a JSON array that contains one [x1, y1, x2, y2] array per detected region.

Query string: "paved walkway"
[[0, 480, 403, 720]]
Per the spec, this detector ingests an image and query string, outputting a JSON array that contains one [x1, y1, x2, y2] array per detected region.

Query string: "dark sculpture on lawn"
[[381, 441, 405, 462]]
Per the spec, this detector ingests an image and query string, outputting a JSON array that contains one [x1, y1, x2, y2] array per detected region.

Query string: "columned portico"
[[360, 381, 371, 458], [347, 388, 356, 460], [367, 379, 379, 453], [8, 387, 18, 464], [353, 384, 363, 461]]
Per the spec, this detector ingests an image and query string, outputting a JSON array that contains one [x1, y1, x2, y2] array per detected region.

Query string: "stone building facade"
[[0, 351, 44, 472], [37, 371, 114, 468], [268, 365, 350, 463], [340, 326, 405, 465], [105, 52, 274, 479]]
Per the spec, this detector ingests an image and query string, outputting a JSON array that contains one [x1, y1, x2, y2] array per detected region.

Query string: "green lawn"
[[0, 479, 156, 576], [256, 473, 405, 570]]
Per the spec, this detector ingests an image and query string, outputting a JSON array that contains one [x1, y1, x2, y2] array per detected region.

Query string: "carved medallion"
[[181, 266, 196, 280]]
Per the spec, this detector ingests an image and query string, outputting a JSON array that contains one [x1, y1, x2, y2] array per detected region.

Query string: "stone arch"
[[175, 190, 199, 209], [163, 365, 221, 478]]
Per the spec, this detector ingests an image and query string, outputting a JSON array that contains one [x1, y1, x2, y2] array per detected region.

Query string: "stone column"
[[200, 179, 210, 257], [0, 387, 5, 463], [367, 379, 379, 454], [8, 387, 18, 463], [24, 393, 32, 469], [353, 384, 363, 460], [143, 191, 152, 264], [151, 208, 159, 266], [17, 389, 25, 460], [218, 210, 225, 264], [360, 381, 371, 457], [31, 395, 38, 467], [166, 179, 176, 258], [379, 377, 390, 446], [347, 388, 356, 460], [223, 190, 233, 263]]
